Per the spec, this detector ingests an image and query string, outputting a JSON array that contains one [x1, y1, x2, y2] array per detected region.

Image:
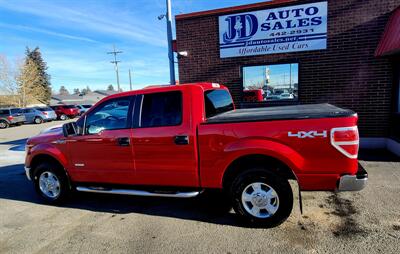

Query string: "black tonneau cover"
[[205, 103, 356, 124]]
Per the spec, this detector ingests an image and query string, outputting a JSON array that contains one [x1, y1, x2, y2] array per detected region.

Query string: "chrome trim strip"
[[338, 175, 367, 191], [76, 186, 201, 198], [25, 167, 31, 181]]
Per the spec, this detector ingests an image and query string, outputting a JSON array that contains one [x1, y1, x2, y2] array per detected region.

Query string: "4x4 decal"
[[288, 130, 327, 139]]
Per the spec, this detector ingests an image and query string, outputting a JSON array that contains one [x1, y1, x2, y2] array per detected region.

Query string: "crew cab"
[[25, 83, 367, 227]]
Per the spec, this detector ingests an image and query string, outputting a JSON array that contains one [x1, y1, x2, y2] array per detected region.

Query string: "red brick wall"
[[176, 0, 399, 137]]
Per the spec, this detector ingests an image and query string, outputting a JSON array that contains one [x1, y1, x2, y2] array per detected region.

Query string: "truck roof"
[[106, 82, 225, 100]]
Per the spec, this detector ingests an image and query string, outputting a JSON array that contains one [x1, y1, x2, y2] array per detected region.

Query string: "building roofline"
[[175, 0, 298, 20]]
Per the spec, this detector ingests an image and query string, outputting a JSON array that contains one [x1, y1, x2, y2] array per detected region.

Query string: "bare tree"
[[0, 55, 21, 106]]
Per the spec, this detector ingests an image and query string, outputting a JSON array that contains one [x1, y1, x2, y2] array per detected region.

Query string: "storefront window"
[[242, 63, 298, 102]]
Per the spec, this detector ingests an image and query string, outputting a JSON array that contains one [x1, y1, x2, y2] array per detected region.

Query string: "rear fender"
[[222, 138, 305, 178]]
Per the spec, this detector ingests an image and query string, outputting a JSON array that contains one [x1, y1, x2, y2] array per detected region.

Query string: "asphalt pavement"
[[0, 121, 400, 254]]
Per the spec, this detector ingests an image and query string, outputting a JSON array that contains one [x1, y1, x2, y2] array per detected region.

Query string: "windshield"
[[64, 105, 76, 109], [204, 89, 234, 118]]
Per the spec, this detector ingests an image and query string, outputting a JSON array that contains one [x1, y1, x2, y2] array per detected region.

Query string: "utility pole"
[[107, 45, 123, 91], [165, 0, 175, 85], [128, 69, 132, 90]]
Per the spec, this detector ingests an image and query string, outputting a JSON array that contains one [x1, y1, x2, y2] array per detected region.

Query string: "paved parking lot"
[[1, 122, 400, 254]]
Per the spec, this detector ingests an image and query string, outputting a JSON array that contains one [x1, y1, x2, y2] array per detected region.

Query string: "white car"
[[279, 93, 294, 99]]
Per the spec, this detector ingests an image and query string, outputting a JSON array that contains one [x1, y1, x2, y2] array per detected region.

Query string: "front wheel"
[[33, 162, 70, 204], [59, 114, 67, 121], [230, 169, 293, 228]]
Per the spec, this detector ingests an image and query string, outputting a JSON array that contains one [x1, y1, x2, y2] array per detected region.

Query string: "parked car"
[[35, 107, 57, 121], [0, 108, 26, 129], [243, 89, 264, 102], [279, 93, 295, 99], [25, 83, 367, 227], [50, 105, 79, 120], [22, 107, 57, 124], [76, 104, 92, 115]]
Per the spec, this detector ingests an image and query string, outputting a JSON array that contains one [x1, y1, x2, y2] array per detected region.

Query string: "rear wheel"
[[59, 114, 67, 121], [34, 117, 43, 124], [0, 120, 9, 129], [230, 168, 293, 228], [33, 162, 70, 204]]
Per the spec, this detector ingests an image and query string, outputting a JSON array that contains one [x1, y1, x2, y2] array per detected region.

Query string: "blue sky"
[[0, 0, 268, 93]]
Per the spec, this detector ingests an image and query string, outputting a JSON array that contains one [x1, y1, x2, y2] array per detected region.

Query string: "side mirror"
[[62, 122, 78, 137]]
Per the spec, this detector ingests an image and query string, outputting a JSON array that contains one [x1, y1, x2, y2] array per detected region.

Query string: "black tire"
[[34, 117, 43, 124], [32, 162, 70, 204], [0, 120, 9, 129], [230, 168, 293, 228], [60, 114, 67, 121]]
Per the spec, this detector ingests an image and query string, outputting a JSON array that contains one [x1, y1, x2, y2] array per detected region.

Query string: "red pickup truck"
[[25, 83, 367, 227]]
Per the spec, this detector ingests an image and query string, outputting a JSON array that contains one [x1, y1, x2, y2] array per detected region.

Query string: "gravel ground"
[[0, 121, 400, 254]]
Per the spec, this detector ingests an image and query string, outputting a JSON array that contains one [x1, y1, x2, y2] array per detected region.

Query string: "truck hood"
[[27, 125, 64, 146]]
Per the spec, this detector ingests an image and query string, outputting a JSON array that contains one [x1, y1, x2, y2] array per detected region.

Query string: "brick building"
[[175, 0, 400, 154]]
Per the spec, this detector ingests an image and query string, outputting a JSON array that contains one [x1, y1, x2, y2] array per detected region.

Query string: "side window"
[[85, 97, 132, 134], [140, 91, 182, 128]]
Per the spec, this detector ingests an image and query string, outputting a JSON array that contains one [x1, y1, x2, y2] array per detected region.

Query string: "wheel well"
[[30, 154, 65, 179], [222, 154, 297, 190]]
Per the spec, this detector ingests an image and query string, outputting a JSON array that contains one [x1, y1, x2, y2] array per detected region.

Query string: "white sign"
[[218, 2, 327, 58]]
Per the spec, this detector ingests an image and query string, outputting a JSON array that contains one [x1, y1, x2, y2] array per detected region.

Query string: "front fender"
[[27, 143, 68, 169]]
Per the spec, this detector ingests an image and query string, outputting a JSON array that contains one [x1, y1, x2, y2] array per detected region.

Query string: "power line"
[[107, 44, 123, 91]]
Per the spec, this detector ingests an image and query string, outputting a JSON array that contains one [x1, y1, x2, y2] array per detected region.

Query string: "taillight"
[[330, 126, 359, 159], [42, 111, 47, 115], [7, 116, 13, 120]]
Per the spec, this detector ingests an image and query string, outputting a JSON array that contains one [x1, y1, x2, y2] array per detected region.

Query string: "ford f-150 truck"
[[25, 83, 367, 227]]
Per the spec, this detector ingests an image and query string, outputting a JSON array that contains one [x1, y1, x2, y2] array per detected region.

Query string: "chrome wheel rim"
[[0, 122, 5, 128], [35, 118, 41, 124], [61, 115, 66, 120], [241, 182, 279, 218], [39, 171, 61, 199]]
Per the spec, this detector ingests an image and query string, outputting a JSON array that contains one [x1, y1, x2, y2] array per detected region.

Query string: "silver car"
[[0, 108, 26, 128], [76, 104, 92, 115], [22, 107, 57, 124]]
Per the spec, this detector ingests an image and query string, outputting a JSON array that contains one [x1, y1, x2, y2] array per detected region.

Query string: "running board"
[[76, 186, 202, 198]]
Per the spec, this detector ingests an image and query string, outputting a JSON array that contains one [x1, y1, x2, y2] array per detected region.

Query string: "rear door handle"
[[118, 137, 130, 146], [174, 135, 189, 145]]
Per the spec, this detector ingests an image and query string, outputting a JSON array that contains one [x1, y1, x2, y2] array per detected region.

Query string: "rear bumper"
[[337, 163, 368, 191]]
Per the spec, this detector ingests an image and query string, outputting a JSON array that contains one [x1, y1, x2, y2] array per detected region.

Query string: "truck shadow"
[[358, 149, 400, 162], [0, 164, 240, 227]]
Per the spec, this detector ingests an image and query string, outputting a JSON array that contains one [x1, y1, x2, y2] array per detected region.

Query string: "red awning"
[[375, 6, 400, 57]]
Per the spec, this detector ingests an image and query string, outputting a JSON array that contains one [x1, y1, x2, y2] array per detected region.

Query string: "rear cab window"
[[0, 109, 10, 115], [204, 89, 234, 118], [139, 91, 182, 128]]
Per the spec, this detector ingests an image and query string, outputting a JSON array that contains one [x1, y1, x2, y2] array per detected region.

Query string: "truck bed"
[[205, 103, 356, 124]]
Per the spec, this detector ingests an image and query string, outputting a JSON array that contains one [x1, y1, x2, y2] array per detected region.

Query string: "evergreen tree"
[[73, 88, 80, 95], [19, 47, 51, 104], [59, 86, 69, 95], [107, 84, 115, 91], [81, 85, 91, 95]]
